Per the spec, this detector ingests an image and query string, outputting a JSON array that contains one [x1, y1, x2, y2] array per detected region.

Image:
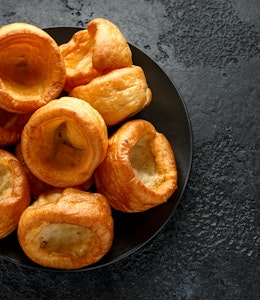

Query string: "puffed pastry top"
[[59, 18, 133, 91], [70, 66, 152, 126]]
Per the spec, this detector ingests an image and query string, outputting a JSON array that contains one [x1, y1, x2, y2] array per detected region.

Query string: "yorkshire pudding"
[[70, 66, 152, 126], [95, 119, 178, 212], [0, 108, 30, 147], [59, 18, 132, 91], [0, 23, 66, 114], [0, 149, 30, 239], [21, 97, 108, 188], [17, 188, 114, 269]]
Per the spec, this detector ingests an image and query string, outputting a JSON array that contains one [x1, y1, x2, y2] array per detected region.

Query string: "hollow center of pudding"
[[37, 223, 94, 257], [38, 120, 88, 170], [0, 165, 13, 199], [129, 135, 158, 188], [0, 36, 52, 97]]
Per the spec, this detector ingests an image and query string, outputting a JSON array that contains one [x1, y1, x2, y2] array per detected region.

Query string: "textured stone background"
[[0, 0, 259, 299]]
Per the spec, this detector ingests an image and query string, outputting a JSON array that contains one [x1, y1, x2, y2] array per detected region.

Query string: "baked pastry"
[[70, 66, 152, 126], [0, 108, 30, 147], [95, 119, 178, 212], [17, 188, 114, 270], [0, 149, 30, 239], [21, 97, 108, 188], [59, 18, 132, 91], [0, 22, 66, 114]]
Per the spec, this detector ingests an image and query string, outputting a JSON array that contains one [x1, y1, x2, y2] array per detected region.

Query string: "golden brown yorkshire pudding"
[[95, 119, 178, 212], [70, 66, 152, 126], [21, 97, 108, 188], [59, 18, 132, 91], [0, 23, 66, 114], [0, 149, 30, 239], [0, 108, 30, 147], [17, 188, 114, 269]]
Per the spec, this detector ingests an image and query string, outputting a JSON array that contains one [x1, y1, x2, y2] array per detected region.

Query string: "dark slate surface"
[[0, 0, 259, 299]]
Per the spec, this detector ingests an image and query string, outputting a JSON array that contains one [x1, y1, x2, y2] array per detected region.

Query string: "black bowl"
[[0, 27, 193, 271]]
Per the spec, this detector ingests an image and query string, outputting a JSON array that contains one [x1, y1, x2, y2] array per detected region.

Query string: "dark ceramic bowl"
[[0, 27, 193, 271]]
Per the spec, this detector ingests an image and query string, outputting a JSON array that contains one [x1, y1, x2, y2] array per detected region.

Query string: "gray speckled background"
[[0, 0, 259, 299]]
